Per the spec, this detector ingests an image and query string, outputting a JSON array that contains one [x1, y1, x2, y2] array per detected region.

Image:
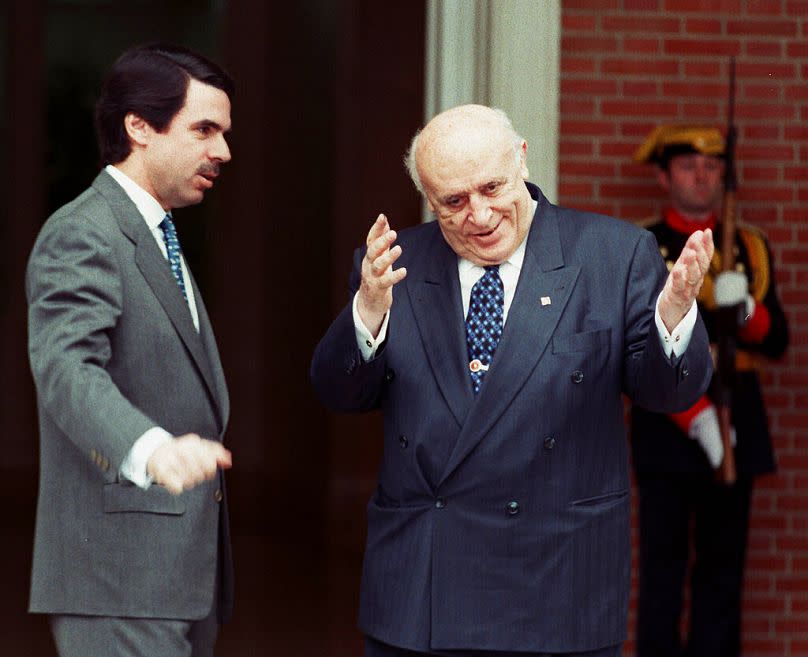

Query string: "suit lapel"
[[92, 172, 225, 427], [405, 225, 473, 428], [438, 192, 580, 486]]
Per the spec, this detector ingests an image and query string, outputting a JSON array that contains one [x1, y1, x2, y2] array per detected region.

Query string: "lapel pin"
[[540, 296, 552, 306]]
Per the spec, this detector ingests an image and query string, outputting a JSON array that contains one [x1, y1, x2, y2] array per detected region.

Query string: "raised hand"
[[356, 214, 407, 337], [658, 228, 714, 332], [147, 433, 232, 495]]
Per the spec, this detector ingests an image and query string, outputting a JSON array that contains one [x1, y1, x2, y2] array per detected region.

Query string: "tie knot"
[[484, 264, 500, 273], [159, 214, 177, 238]]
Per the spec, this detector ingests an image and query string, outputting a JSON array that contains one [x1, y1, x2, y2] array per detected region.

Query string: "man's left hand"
[[658, 228, 714, 333]]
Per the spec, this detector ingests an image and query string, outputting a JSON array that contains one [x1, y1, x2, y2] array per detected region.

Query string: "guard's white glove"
[[715, 270, 754, 319], [688, 405, 736, 469]]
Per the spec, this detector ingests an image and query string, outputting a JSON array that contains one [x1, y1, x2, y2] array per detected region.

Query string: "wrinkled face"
[[418, 126, 533, 266], [658, 153, 724, 219], [142, 78, 232, 210]]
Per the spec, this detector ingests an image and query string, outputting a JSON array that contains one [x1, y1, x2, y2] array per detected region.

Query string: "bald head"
[[405, 105, 524, 194], [403, 104, 534, 266]]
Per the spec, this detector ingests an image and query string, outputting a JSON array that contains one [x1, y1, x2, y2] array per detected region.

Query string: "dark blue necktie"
[[465, 265, 504, 394], [159, 214, 188, 301]]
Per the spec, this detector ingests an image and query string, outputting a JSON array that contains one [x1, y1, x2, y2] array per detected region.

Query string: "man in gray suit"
[[26, 43, 234, 656]]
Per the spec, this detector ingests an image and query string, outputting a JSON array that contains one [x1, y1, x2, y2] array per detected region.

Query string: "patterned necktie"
[[465, 265, 504, 394], [159, 214, 188, 301]]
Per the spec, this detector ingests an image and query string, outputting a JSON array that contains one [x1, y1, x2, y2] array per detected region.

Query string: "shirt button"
[[571, 370, 584, 384], [435, 498, 446, 509], [365, 339, 373, 348], [399, 435, 409, 449], [214, 489, 224, 503]]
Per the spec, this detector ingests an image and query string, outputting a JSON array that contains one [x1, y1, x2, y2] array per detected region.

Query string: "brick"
[[728, 19, 798, 37], [602, 99, 673, 117], [743, 124, 781, 139], [664, 0, 741, 10], [746, 41, 784, 57], [623, 37, 660, 54], [559, 161, 616, 177], [561, 78, 619, 95], [737, 103, 795, 120], [624, 0, 662, 9], [740, 186, 794, 202], [741, 166, 780, 181], [685, 61, 723, 76], [601, 183, 661, 198], [561, 57, 597, 74], [663, 81, 726, 97], [783, 209, 807, 224], [559, 119, 616, 136], [623, 80, 658, 96], [686, 18, 723, 33], [779, 412, 808, 429], [748, 0, 787, 13], [563, 0, 620, 8], [602, 15, 680, 32], [738, 61, 797, 78], [602, 58, 679, 76], [601, 141, 639, 157], [561, 98, 597, 115], [559, 140, 595, 157], [665, 38, 741, 57], [742, 83, 782, 100], [786, 84, 808, 101], [787, 0, 808, 14], [786, 165, 808, 181], [562, 14, 597, 31], [558, 182, 594, 198], [737, 144, 794, 160], [786, 41, 808, 57], [563, 35, 619, 53], [682, 102, 721, 118]]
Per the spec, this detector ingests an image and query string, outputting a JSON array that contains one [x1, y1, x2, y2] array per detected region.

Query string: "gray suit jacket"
[[26, 170, 232, 621]]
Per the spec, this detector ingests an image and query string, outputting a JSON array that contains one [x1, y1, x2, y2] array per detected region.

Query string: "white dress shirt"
[[354, 200, 697, 361], [105, 164, 199, 488]]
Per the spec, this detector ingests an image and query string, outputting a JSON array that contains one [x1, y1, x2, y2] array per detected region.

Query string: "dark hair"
[[95, 42, 235, 165]]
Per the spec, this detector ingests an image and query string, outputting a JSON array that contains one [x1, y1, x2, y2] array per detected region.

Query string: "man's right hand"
[[356, 213, 407, 337], [147, 434, 232, 495]]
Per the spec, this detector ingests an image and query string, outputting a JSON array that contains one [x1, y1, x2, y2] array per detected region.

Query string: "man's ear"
[[519, 140, 529, 180], [123, 113, 151, 148]]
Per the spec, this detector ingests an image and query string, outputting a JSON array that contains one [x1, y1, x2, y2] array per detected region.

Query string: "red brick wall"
[[559, 1, 808, 655]]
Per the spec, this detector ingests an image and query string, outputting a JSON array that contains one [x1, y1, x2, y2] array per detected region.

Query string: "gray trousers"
[[49, 604, 218, 657]]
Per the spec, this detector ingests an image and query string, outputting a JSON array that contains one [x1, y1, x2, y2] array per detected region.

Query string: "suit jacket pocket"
[[103, 482, 185, 515], [552, 327, 611, 354], [569, 488, 628, 509]]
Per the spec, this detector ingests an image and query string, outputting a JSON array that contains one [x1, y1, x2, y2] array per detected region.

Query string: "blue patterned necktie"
[[465, 265, 504, 394], [159, 214, 188, 301]]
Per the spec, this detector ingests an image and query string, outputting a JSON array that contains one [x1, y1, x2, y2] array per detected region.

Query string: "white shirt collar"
[[105, 164, 169, 230]]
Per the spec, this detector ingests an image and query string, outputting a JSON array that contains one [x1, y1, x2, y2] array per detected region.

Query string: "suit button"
[[100, 457, 110, 472], [682, 368, 689, 378], [385, 368, 396, 382], [399, 435, 408, 448], [544, 436, 556, 450], [571, 370, 584, 384], [435, 498, 446, 509], [214, 489, 223, 503], [506, 501, 520, 516]]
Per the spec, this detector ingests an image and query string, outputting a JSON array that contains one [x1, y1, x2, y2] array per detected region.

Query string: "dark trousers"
[[635, 473, 753, 657], [366, 636, 622, 657]]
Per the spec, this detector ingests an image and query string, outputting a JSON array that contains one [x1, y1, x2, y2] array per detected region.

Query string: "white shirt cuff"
[[655, 295, 698, 358], [352, 292, 390, 362], [119, 427, 173, 489]]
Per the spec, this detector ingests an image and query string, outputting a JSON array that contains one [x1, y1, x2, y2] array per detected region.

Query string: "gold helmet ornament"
[[633, 125, 725, 167]]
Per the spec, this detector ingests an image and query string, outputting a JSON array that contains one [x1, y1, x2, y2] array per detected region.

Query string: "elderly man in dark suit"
[[26, 43, 234, 657], [311, 104, 715, 657]]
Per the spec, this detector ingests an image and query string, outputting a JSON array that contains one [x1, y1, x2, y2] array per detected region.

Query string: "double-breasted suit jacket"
[[311, 184, 712, 654], [26, 170, 232, 622]]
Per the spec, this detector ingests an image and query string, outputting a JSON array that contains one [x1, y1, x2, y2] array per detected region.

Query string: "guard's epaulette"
[[736, 222, 771, 302]]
